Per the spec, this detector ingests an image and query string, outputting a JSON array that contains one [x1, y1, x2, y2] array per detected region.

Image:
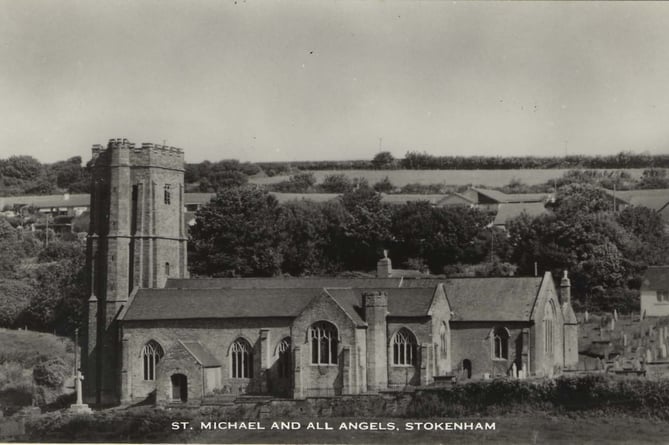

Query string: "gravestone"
[[646, 348, 654, 363]]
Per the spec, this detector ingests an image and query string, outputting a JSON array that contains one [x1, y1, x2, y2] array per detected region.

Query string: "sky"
[[2, 1, 669, 163]]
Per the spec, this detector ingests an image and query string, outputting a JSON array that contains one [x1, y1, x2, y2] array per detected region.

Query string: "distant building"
[[640, 266, 669, 317], [85, 139, 578, 407]]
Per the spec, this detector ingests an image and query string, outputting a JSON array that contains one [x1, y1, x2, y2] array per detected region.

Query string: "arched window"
[[141, 340, 164, 381], [277, 338, 291, 378], [492, 327, 509, 360], [310, 321, 338, 365], [392, 328, 418, 366], [440, 322, 448, 358], [231, 338, 253, 378], [544, 300, 557, 357], [165, 262, 170, 277], [164, 184, 171, 205]]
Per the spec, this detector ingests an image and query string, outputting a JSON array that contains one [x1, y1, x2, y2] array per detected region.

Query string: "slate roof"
[[122, 288, 320, 320], [179, 341, 221, 367], [165, 277, 440, 289], [185, 193, 216, 205], [380, 194, 447, 206], [471, 188, 551, 204], [444, 277, 543, 322], [0, 194, 90, 209], [493, 202, 548, 226], [269, 193, 339, 204], [326, 287, 437, 319], [601, 188, 669, 212], [641, 266, 669, 291], [126, 277, 545, 323]]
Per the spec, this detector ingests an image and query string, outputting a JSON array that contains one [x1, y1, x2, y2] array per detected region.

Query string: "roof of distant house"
[[601, 188, 669, 212], [471, 188, 551, 204], [0, 194, 90, 209], [641, 266, 669, 291], [493, 202, 548, 226]]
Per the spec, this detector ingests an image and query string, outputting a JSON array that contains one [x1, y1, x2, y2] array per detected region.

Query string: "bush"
[[33, 357, 69, 388], [0, 280, 35, 327]]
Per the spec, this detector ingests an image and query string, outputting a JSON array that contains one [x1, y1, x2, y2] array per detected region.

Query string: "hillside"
[[0, 328, 76, 414]]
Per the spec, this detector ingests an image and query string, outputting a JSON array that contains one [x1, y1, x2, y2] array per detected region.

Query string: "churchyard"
[[578, 312, 669, 377]]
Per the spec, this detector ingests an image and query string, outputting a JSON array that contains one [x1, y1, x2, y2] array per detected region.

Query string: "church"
[[84, 139, 579, 406]]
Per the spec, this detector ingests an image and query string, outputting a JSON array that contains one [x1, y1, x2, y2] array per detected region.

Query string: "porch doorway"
[[171, 374, 188, 402]]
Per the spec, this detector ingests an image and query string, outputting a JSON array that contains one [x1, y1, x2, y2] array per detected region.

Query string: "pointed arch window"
[[440, 322, 448, 358], [492, 327, 509, 360], [231, 338, 253, 378], [141, 340, 164, 381], [544, 300, 557, 357], [310, 321, 338, 365], [277, 338, 292, 378], [392, 328, 418, 366]]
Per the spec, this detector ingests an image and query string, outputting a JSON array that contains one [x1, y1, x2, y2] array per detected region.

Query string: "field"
[[249, 168, 649, 187]]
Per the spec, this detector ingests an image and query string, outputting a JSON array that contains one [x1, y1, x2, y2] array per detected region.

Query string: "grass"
[[0, 328, 75, 368], [0, 328, 75, 412]]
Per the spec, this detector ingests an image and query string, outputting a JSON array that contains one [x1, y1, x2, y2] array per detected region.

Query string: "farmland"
[[250, 168, 650, 187]]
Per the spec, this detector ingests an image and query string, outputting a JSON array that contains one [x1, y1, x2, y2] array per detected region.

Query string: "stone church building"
[[84, 139, 578, 406]]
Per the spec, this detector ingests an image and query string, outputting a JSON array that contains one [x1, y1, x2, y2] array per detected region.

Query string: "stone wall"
[[450, 322, 528, 379], [122, 318, 292, 401], [291, 293, 360, 398]]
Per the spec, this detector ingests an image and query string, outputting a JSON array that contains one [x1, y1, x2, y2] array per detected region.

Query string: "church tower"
[[84, 138, 187, 404]]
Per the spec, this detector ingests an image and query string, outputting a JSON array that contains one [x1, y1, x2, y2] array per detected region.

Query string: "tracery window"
[[277, 337, 291, 378], [310, 321, 338, 365], [231, 338, 253, 378], [492, 327, 509, 360], [141, 340, 164, 381], [392, 328, 418, 366]]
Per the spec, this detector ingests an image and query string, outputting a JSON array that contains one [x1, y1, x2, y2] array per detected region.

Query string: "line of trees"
[[188, 184, 503, 278], [189, 183, 669, 312]]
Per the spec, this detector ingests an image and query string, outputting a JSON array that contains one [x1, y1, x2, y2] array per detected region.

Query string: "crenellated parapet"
[[90, 139, 184, 171]]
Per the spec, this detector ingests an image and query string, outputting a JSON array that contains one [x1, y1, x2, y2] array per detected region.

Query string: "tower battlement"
[[90, 139, 184, 171]]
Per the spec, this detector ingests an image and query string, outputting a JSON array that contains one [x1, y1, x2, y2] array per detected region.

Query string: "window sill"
[[309, 363, 338, 367], [391, 364, 418, 368]]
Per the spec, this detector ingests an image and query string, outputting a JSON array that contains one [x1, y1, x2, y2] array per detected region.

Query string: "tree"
[[278, 201, 329, 275], [335, 185, 393, 270], [638, 168, 669, 189], [0, 279, 35, 327], [371, 151, 395, 169], [189, 186, 283, 276], [319, 174, 353, 193], [373, 176, 394, 193]]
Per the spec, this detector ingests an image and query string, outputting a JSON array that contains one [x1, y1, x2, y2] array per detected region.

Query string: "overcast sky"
[[2, 1, 669, 163]]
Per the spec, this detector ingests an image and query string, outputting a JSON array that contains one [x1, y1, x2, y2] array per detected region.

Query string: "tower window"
[[165, 262, 170, 276], [164, 184, 171, 205]]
